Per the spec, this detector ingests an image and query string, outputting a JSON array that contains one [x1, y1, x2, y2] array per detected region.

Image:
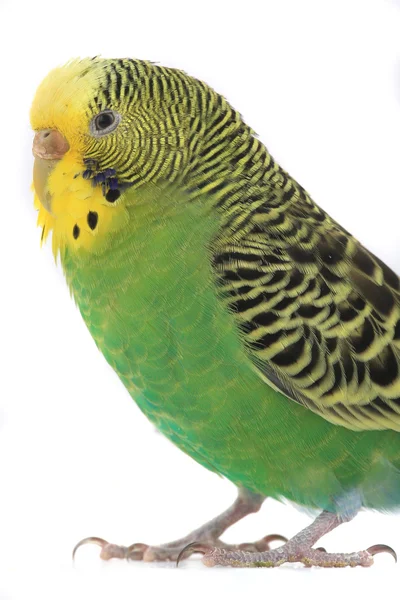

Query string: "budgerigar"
[[30, 58, 400, 568]]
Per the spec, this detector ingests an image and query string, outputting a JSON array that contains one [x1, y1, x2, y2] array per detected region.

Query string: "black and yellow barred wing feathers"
[[214, 185, 400, 432]]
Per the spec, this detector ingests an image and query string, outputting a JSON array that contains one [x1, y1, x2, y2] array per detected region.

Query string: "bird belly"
[[62, 205, 400, 515]]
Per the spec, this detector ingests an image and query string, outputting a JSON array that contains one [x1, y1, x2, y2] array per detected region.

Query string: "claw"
[[72, 536, 109, 560], [367, 544, 397, 563], [315, 547, 327, 553], [72, 537, 146, 561], [176, 542, 210, 567]]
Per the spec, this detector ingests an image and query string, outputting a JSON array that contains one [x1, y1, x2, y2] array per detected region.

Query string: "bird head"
[[31, 57, 248, 257]]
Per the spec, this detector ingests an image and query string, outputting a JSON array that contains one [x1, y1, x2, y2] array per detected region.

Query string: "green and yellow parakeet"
[[30, 57, 400, 568]]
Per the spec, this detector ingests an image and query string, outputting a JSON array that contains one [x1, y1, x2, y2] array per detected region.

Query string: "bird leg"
[[180, 510, 397, 568], [73, 487, 287, 562]]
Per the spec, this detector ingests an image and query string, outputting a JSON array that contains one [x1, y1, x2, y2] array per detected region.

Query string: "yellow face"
[[30, 59, 133, 257]]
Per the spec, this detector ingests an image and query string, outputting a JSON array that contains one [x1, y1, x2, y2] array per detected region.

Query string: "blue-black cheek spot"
[[93, 172, 106, 185], [108, 178, 119, 190], [103, 168, 117, 178], [80, 164, 125, 202], [105, 188, 121, 203], [73, 224, 80, 239]]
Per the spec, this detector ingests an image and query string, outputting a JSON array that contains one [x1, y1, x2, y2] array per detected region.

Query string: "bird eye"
[[96, 112, 114, 129], [90, 110, 120, 137]]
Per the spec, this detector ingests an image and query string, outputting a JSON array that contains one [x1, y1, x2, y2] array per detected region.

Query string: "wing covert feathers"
[[213, 183, 400, 431]]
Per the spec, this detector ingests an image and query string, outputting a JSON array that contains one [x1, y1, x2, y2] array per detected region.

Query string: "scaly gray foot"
[[73, 532, 287, 562], [181, 540, 395, 568], [72, 487, 287, 562], [177, 511, 397, 568]]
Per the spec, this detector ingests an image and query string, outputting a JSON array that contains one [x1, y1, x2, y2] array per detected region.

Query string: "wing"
[[213, 182, 400, 431]]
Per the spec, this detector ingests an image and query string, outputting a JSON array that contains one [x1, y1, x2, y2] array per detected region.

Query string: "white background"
[[1, 0, 400, 598]]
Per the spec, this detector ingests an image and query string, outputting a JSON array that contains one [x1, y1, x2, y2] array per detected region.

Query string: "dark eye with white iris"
[[90, 110, 121, 137]]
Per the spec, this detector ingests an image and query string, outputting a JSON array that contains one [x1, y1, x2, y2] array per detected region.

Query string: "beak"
[[33, 129, 69, 160], [32, 130, 69, 212]]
